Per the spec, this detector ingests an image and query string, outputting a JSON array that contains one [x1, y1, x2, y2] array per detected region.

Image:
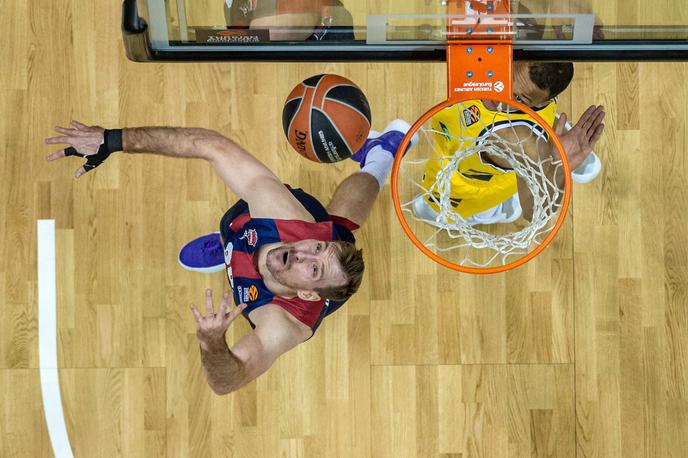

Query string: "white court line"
[[38, 220, 74, 458]]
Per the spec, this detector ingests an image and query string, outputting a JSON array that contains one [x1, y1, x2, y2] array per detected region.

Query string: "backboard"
[[122, 0, 688, 62]]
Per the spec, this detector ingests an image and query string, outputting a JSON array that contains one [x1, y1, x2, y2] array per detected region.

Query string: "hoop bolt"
[[487, 47, 494, 53], [466, 28, 473, 35], [466, 47, 472, 54], [467, 71, 474, 78], [487, 71, 494, 77]]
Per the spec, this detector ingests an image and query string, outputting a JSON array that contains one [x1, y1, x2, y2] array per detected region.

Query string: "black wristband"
[[104, 129, 123, 153], [64, 128, 123, 173]]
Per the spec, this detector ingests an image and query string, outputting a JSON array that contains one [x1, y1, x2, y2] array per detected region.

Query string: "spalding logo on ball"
[[282, 74, 371, 163]]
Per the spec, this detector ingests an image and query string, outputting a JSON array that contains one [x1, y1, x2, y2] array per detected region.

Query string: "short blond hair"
[[314, 241, 364, 301]]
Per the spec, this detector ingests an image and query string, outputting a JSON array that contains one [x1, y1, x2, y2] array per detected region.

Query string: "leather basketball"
[[282, 74, 371, 163]]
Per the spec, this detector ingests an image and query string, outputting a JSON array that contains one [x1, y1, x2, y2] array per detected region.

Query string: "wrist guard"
[[64, 128, 123, 172]]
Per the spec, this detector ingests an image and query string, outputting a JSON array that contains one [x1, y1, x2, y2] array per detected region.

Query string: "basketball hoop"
[[390, 0, 572, 274]]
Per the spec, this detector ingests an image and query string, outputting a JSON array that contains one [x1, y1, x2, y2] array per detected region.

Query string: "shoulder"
[[248, 303, 314, 342]]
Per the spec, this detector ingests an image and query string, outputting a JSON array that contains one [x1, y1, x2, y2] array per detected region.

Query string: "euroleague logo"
[[248, 285, 259, 301], [455, 80, 505, 93], [237, 285, 259, 302]]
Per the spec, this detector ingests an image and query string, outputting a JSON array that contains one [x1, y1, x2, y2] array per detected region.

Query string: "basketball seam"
[[324, 83, 371, 123], [302, 74, 325, 88], [286, 86, 307, 146], [312, 107, 353, 160], [323, 97, 372, 129], [307, 77, 323, 159]]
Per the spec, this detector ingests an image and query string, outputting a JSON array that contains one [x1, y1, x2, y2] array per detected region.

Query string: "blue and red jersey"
[[219, 188, 357, 334]]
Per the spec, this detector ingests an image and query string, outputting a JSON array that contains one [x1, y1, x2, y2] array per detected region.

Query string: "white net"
[[396, 99, 568, 269]]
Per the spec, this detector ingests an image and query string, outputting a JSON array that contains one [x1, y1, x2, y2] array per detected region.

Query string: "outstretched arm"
[[489, 105, 605, 221], [122, 127, 278, 196], [190, 289, 248, 394], [45, 120, 314, 220], [523, 105, 604, 221], [190, 289, 306, 395]]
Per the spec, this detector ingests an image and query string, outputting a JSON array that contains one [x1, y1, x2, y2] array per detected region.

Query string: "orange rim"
[[390, 93, 572, 274]]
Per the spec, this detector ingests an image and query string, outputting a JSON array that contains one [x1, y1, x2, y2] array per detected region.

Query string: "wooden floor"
[[2, 1, 688, 457]]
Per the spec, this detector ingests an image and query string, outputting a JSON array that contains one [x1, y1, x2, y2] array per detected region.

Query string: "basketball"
[[282, 74, 371, 163]]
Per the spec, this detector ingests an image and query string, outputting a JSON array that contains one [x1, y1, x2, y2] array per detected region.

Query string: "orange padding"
[[447, 42, 513, 101]]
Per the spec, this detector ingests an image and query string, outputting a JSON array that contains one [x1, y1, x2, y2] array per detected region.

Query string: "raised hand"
[[190, 289, 246, 351], [554, 105, 605, 171], [45, 120, 107, 178]]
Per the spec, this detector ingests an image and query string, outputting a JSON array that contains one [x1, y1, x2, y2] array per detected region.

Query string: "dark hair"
[[528, 62, 574, 99], [314, 241, 364, 301]]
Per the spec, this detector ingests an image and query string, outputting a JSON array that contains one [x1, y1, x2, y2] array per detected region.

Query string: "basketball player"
[[413, 61, 605, 224], [45, 118, 411, 395]]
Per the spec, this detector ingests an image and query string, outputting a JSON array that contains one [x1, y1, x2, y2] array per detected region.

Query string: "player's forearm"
[[549, 148, 587, 197], [516, 176, 534, 222], [122, 127, 226, 161], [121, 126, 278, 198], [199, 338, 246, 395]]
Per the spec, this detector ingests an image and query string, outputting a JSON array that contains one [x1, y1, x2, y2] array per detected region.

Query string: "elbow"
[[210, 384, 235, 396], [193, 129, 232, 163], [209, 374, 245, 395]]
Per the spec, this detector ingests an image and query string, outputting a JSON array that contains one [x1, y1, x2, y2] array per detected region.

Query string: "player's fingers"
[[45, 135, 73, 145], [74, 166, 88, 178], [227, 303, 247, 323], [54, 126, 78, 136], [189, 303, 203, 322], [584, 108, 605, 139], [584, 104, 600, 116], [220, 291, 235, 322], [577, 104, 595, 121], [554, 113, 567, 136], [219, 302, 230, 323], [590, 123, 605, 145], [579, 105, 599, 131], [70, 120, 90, 131], [591, 107, 606, 127], [220, 290, 231, 309], [204, 288, 215, 316], [45, 149, 66, 161]]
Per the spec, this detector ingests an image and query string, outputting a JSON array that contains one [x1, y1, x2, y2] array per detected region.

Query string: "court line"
[[38, 220, 75, 458]]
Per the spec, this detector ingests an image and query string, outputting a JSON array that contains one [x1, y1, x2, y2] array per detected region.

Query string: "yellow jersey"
[[420, 98, 557, 218]]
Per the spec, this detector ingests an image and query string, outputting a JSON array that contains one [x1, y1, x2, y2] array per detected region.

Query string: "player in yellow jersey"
[[412, 61, 605, 224]]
